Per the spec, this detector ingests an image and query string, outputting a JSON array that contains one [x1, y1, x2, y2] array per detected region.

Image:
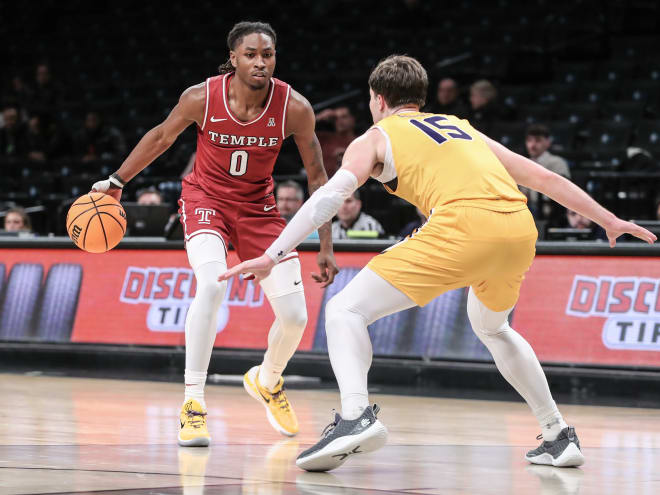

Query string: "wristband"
[[109, 172, 126, 188]]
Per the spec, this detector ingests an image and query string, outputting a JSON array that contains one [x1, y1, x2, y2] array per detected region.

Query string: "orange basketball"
[[66, 192, 127, 253]]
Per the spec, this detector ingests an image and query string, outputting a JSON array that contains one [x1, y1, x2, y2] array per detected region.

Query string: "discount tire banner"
[[513, 255, 660, 367], [0, 248, 658, 368]]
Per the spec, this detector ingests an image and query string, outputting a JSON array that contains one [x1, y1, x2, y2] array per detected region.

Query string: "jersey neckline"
[[222, 73, 275, 127]]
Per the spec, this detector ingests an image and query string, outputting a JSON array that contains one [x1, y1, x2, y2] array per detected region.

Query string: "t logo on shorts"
[[195, 208, 216, 225]]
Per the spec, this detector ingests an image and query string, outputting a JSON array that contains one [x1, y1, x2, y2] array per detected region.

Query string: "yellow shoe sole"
[[177, 433, 210, 447]]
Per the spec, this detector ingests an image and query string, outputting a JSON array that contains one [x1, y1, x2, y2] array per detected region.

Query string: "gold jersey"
[[374, 111, 527, 216]]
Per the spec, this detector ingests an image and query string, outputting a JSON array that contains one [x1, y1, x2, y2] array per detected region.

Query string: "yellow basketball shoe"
[[243, 365, 299, 436], [178, 399, 211, 447]]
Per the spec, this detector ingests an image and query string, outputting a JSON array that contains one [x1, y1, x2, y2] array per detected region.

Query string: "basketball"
[[66, 192, 127, 253]]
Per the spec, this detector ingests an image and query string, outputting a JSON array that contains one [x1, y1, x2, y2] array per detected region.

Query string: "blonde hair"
[[471, 80, 497, 101]]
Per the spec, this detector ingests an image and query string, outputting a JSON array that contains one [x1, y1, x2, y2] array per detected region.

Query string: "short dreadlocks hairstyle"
[[218, 21, 277, 74]]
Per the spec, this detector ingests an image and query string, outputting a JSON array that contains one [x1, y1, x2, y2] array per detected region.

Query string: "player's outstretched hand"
[[606, 218, 657, 247], [218, 254, 275, 284], [312, 250, 339, 288], [91, 178, 122, 202]]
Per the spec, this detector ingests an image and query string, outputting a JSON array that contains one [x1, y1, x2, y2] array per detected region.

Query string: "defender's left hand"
[[218, 254, 275, 283], [605, 219, 657, 247], [312, 250, 339, 288]]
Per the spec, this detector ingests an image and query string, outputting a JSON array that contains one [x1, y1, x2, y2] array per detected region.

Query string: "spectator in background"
[[399, 208, 427, 239], [276, 180, 319, 239], [469, 79, 501, 126], [565, 209, 607, 240], [525, 124, 571, 223], [24, 114, 49, 162], [136, 186, 163, 205], [30, 63, 59, 115], [332, 189, 384, 240], [315, 106, 357, 178], [655, 196, 660, 220], [0, 106, 27, 158], [73, 111, 127, 162], [276, 180, 304, 222], [525, 124, 570, 178], [427, 78, 468, 117], [3, 207, 31, 232], [4, 75, 33, 117]]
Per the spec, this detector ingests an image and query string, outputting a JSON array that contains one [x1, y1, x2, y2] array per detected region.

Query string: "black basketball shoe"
[[525, 426, 585, 467], [296, 405, 388, 472]]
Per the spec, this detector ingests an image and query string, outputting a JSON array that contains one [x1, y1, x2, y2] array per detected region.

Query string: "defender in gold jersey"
[[220, 56, 656, 472], [369, 110, 535, 310]]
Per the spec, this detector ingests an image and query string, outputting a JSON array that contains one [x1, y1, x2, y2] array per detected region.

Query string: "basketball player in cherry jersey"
[[92, 21, 338, 446]]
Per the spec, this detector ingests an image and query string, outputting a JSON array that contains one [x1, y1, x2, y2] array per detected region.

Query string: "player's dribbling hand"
[[218, 254, 275, 283], [313, 250, 339, 288], [91, 178, 122, 202], [605, 218, 657, 247]]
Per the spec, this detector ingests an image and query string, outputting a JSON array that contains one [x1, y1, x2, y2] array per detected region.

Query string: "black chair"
[[489, 122, 526, 154], [601, 102, 646, 124], [576, 152, 627, 170], [619, 80, 659, 105], [547, 122, 577, 152], [556, 103, 599, 125], [633, 121, 660, 153], [554, 62, 595, 84], [595, 61, 637, 83], [582, 123, 632, 155], [534, 83, 575, 105], [643, 58, 660, 81], [519, 104, 553, 124], [501, 86, 534, 109], [575, 82, 619, 104]]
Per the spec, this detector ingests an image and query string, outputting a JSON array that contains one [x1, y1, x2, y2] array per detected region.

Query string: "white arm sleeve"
[[265, 169, 359, 262]]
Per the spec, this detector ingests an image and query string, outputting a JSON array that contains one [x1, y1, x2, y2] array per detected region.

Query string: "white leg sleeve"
[[184, 234, 228, 405], [258, 258, 308, 390], [467, 287, 562, 423], [325, 267, 416, 419]]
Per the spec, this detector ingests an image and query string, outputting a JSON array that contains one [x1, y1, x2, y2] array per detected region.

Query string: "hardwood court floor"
[[1, 374, 659, 495]]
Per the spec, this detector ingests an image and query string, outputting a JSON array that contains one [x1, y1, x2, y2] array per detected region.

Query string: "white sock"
[[340, 393, 369, 420], [184, 369, 207, 409], [258, 356, 283, 391], [539, 407, 568, 441]]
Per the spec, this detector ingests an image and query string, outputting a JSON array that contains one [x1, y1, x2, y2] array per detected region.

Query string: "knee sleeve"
[[260, 257, 305, 299], [269, 291, 308, 332], [186, 233, 227, 309], [186, 233, 226, 272], [194, 267, 227, 307], [326, 293, 359, 328], [467, 286, 512, 338]]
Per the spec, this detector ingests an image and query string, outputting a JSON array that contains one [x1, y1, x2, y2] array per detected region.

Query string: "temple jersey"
[[184, 73, 291, 202]]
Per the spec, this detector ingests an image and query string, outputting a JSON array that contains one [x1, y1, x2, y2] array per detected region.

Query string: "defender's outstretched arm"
[[219, 129, 383, 282], [480, 132, 657, 247]]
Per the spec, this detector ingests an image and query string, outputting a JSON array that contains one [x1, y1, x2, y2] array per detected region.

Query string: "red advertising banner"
[[513, 255, 660, 367], [0, 249, 370, 352], [0, 248, 658, 368]]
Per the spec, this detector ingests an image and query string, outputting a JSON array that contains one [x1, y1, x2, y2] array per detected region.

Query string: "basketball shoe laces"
[[272, 387, 291, 412], [184, 409, 207, 429], [321, 412, 339, 438]]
